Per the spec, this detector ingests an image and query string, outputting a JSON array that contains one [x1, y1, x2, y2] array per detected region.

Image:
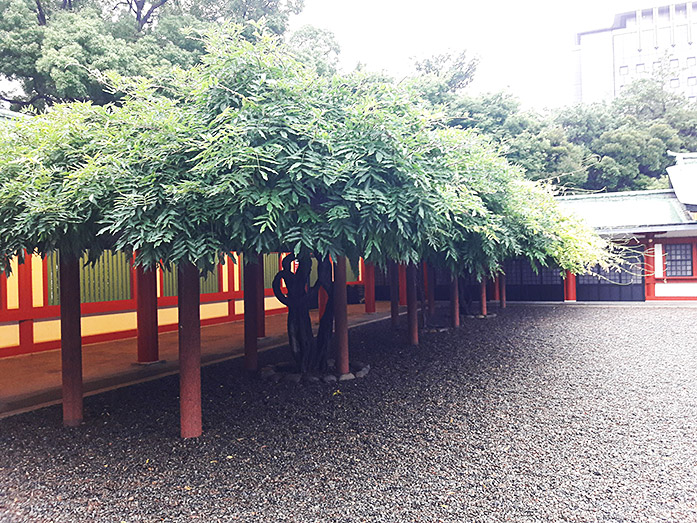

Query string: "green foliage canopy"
[[0, 25, 609, 280]]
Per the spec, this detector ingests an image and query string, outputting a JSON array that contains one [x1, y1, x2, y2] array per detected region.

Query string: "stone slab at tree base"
[[259, 360, 371, 384], [132, 360, 166, 367]]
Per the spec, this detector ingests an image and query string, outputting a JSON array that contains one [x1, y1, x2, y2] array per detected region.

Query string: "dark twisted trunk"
[[272, 254, 334, 373]]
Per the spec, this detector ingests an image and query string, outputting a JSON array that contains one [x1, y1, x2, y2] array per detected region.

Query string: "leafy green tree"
[[555, 78, 690, 191], [446, 93, 589, 189], [0, 102, 115, 266], [0, 0, 303, 110], [287, 24, 340, 76], [409, 49, 478, 107]]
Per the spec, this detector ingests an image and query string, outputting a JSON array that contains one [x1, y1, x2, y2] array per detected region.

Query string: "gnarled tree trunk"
[[272, 254, 334, 373]]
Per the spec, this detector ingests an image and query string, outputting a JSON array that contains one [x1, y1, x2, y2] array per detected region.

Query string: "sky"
[[288, 0, 653, 110]]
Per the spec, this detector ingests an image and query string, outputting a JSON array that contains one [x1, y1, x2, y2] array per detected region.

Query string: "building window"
[[688, 56, 697, 67], [636, 63, 646, 72], [689, 76, 697, 85], [619, 65, 629, 75], [676, 4, 688, 20], [653, 60, 662, 71], [671, 58, 680, 69], [665, 243, 693, 277], [659, 6, 670, 22], [671, 77, 681, 88]]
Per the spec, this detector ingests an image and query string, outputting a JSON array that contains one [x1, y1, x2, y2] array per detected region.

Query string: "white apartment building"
[[574, 3, 697, 103]]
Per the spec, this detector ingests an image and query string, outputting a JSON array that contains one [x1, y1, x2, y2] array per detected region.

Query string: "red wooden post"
[[243, 255, 259, 371], [136, 265, 159, 363], [178, 261, 202, 439], [60, 253, 83, 427], [17, 254, 34, 351], [364, 261, 376, 314], [564, 270, 577, 302], [499, 273, 507, 309], [334, 256, 349, 375], [398, 263, 407, 306], [389, 261, 399, 329], [256, 254, 266, 338], [493, 275, 501, 301], [450, 272, 460, 328], [479, 280, 487, 317], [227, 256, 236, 320], [426, 264, 435, 318], [406, 263, 418, 345]]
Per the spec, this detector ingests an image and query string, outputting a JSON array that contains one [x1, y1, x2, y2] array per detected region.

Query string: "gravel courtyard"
[[1, 305, 696, 522]]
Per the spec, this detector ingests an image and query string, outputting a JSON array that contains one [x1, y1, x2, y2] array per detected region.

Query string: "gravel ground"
[[1, 305, 696, 522]]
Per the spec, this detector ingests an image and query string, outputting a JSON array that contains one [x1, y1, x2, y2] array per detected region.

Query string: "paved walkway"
[[0, 302, 396, 417]]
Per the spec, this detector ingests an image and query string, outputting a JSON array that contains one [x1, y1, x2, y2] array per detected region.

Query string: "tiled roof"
[[557, 189, 693, 231]]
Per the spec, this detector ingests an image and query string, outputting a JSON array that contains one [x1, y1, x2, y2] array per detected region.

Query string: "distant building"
[[574, 3, 697, 103]]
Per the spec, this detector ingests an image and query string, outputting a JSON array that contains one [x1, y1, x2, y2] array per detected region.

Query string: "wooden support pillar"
[[479, 280, 488, 317], [426, 264, 435, 318], [256, 254, 265, 338], [492, 275, 501, 301], [136, 266, 159, 363], [243, 256, 259, 372], [398, 263, 407, 306], [60, 253, 83, 427], [450, 272, 460, 328], [17, 253, 34, 351], [389, 261, 400, 329], [364, 261, 376, 314], [406, 263, 418, 345], [499, 273, 507, 309], [178, 261, 202, 439], [564, 270, 577, 302], [334, 256, 349, 375]]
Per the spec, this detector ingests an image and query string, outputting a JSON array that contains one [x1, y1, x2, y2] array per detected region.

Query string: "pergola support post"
[[136, 265, 159, 363], [243, 256, 259, 372], [178, 261, 202, 439], [389, 261, 400, 329], [256, 254, 265, 338], [426, 264, 435, 318], [364, 261, 376, 314], [564, 270, 577, 302], [499, 273, 507, 309], [450, 272, 460, 328], [480, 280, 488, 317], [334, 256, 349, 375], [398, 263, 407, 307], [60, 253, 83, 427], [406, 263, 418, 345]]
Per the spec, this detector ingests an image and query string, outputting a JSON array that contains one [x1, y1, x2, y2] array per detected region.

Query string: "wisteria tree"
[[0, 24, 611, 376]]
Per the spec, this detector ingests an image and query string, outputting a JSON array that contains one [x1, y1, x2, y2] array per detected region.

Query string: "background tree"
[[0, 0, 304, 110], [287, 24, 340, 76]]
